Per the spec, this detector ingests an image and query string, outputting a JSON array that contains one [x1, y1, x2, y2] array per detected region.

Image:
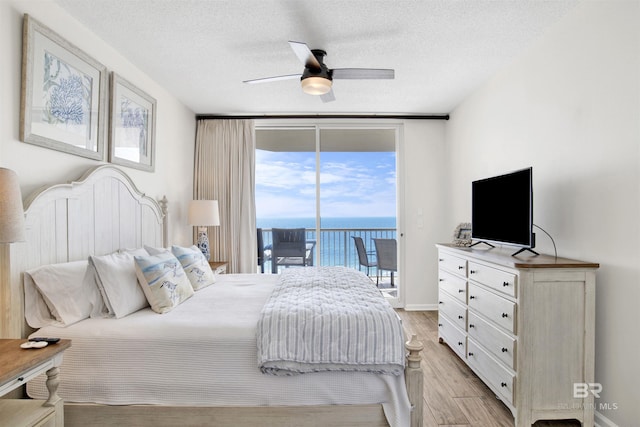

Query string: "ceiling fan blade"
[[332, 68, 395, 79], [243, 74, 302, 84], [320, 89, 335, 103], [288, 41, 321, 69]]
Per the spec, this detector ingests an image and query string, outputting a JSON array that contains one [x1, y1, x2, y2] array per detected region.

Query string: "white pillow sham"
[[89, 248, 149, 318], [24, 260, 100, 327], [171, 245, 217, 290], [134, 252, 194, 314]]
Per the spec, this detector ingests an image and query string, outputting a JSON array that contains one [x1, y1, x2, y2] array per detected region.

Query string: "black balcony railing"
[[260, 227, 396, 279]]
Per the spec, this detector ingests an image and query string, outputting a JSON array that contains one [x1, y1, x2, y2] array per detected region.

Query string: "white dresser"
[[436, 244, 599, 426]]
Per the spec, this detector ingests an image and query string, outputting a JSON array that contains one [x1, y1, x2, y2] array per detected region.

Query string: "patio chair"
[[373, 238, 397, 287], [352, 236, 378, 285], [257, 228, 265, 273], [271, 228, 307, 273]]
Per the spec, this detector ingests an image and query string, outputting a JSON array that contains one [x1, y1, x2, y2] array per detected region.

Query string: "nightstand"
[[0, 339, 71, 427], [209, 261, 227, 274]]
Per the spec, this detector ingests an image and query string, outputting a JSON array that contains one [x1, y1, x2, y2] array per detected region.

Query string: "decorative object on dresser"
[[452, 222, 472, 247], [0, 339, 71, 427], [436, 243, 598, 427], [20, 14, 107, 161], [108, 72, 157, 171], [188, 200, 220, 261]]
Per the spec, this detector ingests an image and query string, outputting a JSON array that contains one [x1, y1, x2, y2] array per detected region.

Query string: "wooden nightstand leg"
[[44, 366, 64, 426], [45, 366, 64, 426], [44, 366, 60, 407]]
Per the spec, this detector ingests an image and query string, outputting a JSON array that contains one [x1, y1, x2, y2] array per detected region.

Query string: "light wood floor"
[[396, 310, 582, 427]]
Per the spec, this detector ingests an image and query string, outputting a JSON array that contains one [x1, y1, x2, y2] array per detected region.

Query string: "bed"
[[0, 165, 424, 427]]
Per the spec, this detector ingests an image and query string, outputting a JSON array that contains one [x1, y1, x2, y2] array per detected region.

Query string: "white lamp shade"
[[188, 200, 220, 226], [0, 168, 26, 243]]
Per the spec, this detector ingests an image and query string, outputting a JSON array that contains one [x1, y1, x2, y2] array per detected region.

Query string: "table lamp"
[[0, 168, 26, 244], [188, 200, 219, 260]]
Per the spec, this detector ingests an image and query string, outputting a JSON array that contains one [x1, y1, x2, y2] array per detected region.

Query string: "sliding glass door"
[[255, 123, 401, 304]]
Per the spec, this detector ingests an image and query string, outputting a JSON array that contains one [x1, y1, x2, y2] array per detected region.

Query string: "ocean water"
[[257, 217, 397, 270], [257, 217, 396, 230]]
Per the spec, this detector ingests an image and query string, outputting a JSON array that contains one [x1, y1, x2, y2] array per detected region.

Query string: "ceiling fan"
[[243, 41, 394, 103]]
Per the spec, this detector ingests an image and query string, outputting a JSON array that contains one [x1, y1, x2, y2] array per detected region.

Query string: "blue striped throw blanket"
[[257, 266, 405, 376]]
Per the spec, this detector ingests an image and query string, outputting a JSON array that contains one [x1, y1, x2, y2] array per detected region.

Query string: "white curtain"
[[194, 119, 256, 273]]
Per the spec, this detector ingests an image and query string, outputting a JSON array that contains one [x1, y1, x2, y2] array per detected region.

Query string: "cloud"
[[256, 150, 396, 218]]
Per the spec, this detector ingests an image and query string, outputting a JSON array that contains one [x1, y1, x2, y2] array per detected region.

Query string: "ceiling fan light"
[[301, 76, 332, 95]]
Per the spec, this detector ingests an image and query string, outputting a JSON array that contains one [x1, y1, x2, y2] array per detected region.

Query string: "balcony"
[[259, 227, 397, 289]]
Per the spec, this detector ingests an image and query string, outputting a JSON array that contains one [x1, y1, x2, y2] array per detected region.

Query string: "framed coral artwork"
[[20, 14, 107, 160], [108, 73, 156, 172]]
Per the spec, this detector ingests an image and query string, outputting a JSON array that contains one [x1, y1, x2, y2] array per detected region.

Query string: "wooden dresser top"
[[436, 243, 599, 269]]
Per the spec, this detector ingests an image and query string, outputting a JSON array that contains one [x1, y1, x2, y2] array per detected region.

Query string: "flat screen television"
[[471, 167, 534, 251]]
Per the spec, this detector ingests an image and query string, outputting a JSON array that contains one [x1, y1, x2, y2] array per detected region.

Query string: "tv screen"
[[471, 167, 534, 248]]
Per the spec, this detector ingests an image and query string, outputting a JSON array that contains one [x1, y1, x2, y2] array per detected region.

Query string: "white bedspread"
[[28, 273, 410, 427], [258, 267, 405, 375]]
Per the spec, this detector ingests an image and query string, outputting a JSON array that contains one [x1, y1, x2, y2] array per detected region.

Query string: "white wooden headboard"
[[0, 165, 167, 338]]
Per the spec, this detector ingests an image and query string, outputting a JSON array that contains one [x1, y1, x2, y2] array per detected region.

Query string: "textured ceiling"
[[55, 0, 579, 115]]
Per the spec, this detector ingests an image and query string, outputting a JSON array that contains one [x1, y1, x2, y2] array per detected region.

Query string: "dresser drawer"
[[468, 261, 517, 298], [468, 283, 516, 334], [438, 314, 467, 360], [438, 252, 467, 276], [467, 338, 515, 406], [468, 311, 516, 369], [439, 291, 467, 331], [439, 270, 467, 304]]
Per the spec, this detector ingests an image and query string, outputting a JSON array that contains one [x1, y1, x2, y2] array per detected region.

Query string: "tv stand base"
[[512, 247, 539, 256]]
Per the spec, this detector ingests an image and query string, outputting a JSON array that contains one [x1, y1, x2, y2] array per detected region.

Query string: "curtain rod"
[[196, 114, 450, 121]]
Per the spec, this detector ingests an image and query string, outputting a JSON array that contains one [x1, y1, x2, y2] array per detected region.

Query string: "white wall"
[[401, 120, 448, 310], [0, 0, 196, 247], [445, 1, 639, 425]]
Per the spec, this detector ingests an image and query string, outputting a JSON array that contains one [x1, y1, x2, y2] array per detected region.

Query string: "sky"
[[255, 149, 396, 218]]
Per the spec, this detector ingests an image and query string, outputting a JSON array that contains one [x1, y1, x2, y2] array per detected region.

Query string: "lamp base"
[[196, 227, 211, 261]]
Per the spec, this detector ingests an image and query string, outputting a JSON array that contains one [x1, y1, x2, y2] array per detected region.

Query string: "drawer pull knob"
[[469, 324, 475, 328], [501, 313, 508, 318], [468, 352, 474, 356], [469, 295, 476, 299], [470, 270, 477, 274], [458, 315, 464, 320], [458, 341, 463, 346], [458, 289, 465, 293], [503, 281, 509, 287], [439, 278, 444, 282], [501, 382, 507, 388], [439, 301, 443, 304], [458, 266, 464, 270], [438, 323, 443, 327], [439, 258, 444, 262], [502, 347, 508, 353]]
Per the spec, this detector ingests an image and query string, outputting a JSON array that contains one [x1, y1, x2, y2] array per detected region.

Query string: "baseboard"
[[403, 304, 438, 311], [595, 411, 619, 427]]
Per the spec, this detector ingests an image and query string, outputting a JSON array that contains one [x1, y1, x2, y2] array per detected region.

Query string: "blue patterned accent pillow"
[[171, 245, 217, 291], [134, 252, 194, 314]]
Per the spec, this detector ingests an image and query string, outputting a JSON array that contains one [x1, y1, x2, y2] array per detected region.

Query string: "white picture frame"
[[20, 14, 107, 161], [109, 73, 156, 172]]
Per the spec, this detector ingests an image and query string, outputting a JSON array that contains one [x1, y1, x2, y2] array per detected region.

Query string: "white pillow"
[[89, 248, 149, 318], [134, 252, 194, 314], [171, 245, 217, 290], [24, 260, 100, 327], [144, 245, 170, 255], [24, 271, 61, 328]]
